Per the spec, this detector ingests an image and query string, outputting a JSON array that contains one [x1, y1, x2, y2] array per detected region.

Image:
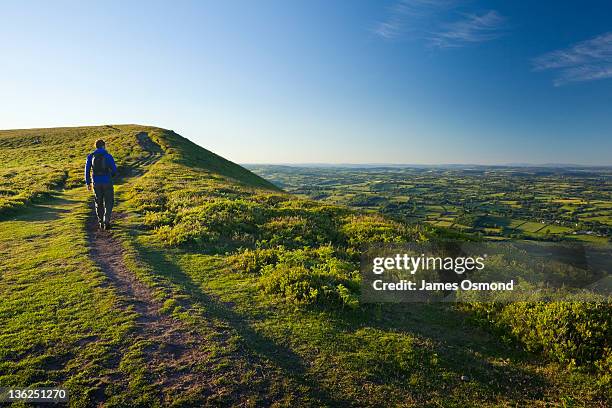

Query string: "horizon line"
[[241, 162, 612, 168]]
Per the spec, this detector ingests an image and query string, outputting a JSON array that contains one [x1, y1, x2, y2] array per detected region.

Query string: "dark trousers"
[[93, 183, 114, 224]]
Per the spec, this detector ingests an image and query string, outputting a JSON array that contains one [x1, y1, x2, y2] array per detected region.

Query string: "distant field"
[[248, 165, 612, 243], [516, 221, 547, 233]]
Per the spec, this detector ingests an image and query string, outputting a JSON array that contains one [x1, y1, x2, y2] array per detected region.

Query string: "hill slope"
[[0, 125, 608, 407], [0, 125, 276, 216]]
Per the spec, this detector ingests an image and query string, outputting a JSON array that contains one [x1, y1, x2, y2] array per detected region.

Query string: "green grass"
[[0, 189, 140, 407], [0, 166, 67, 216], [117, 231, 609, 406], [0, 125, 276, 218], [583, 216, 612, 226]]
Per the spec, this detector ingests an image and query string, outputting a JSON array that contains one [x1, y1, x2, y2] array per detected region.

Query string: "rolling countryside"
[[0, 126, 609, 407]]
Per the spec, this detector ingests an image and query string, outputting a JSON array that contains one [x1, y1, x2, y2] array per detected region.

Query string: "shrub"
[[154, 198, 269, 247], [463, 300, 611, 372], [340, 214, 422, 257], [229, 247, 281, 274], [129, 191, 167, 212], [257, 245, 359, 308], [143, 210, 174, 228], [260, 214, 338, 248], [156, 222, 217, 246]]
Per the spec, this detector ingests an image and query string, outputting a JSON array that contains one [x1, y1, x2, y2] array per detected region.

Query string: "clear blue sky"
[[1, 0, 611, 165]]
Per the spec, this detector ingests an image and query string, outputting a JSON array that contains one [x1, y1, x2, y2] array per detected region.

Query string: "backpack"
[[92, 152, 110, 176]]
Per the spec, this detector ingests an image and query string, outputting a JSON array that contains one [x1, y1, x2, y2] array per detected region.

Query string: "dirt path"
[[87, 212, 220, 403], [85, 133, 219, 404]]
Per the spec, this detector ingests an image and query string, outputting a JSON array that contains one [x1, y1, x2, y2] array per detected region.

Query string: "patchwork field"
[[248, 165, 612, 244]]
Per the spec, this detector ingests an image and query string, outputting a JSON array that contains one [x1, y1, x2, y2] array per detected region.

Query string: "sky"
[[1, 0, 611, 165]]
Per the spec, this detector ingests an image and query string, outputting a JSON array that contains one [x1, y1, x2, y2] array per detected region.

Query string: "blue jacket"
[[85, 148, 117, 185]]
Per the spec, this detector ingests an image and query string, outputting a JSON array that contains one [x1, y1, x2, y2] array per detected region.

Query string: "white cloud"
[[428, 11, 505, 48], [372, 19, 403, 40], [372, 0, 505, 48], [533, 32, 612, 86]]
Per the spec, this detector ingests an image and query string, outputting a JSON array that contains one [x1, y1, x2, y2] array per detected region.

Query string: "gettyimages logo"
[[361, 241, 611, 303], [372, 253, 486, 275]]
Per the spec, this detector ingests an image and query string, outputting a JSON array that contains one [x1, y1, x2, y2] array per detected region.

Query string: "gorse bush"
[[130, 156, 393, 308], [231, 245, 357, 307], [143, 210, 174, 228], [341, 214, 425, 254], [261, 213, 339, 249], [134, 161, 422, 255], [162, 199, 269, 246], [230, 247, 281, 274], [463, 300, 611, 373], [231, 245, 360, 308]]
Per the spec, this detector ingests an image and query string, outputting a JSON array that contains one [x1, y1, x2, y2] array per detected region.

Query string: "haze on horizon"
[[1, 1, 611, 165]]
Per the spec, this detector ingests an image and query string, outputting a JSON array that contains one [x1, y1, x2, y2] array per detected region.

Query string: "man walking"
[[85, 139, 118, 230]]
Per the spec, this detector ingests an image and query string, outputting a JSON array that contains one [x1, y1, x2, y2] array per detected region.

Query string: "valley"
[[248, 165, 612, 244]]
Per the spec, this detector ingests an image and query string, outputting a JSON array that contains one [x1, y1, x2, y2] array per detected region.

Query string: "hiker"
[[85, 139, 118, 230]]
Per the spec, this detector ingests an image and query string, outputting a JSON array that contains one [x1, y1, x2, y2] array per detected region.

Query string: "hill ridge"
[[0, 124, 278, 217]]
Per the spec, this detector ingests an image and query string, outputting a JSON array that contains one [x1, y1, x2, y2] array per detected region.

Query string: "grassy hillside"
[[0, 125, 609, 407], [0, 125, 276, 217]]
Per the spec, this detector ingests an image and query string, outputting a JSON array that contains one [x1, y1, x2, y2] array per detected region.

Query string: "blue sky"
[[1, 0, 611, 165]]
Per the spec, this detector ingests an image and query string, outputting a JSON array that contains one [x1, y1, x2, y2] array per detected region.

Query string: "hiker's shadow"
[[130, 240, 351, 407]]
